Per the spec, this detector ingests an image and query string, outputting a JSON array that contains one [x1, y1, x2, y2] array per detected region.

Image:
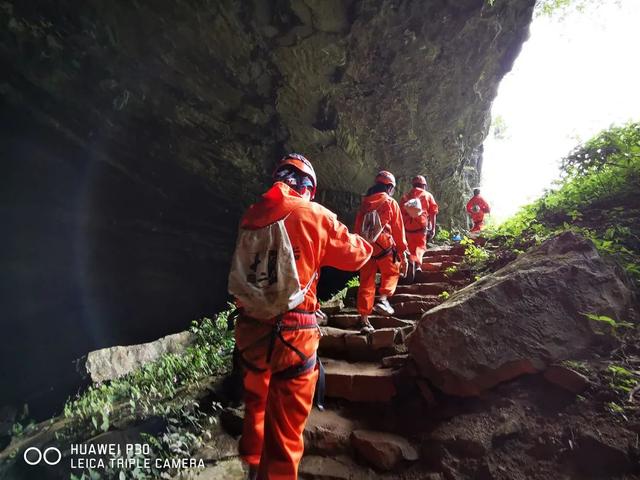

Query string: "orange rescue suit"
[[466, 194, 491, 232], [354, 192, 407, 316], [400, 187, 439, 265], [234, 182, 372, 479]]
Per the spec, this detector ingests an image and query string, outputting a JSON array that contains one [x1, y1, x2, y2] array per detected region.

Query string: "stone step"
[[394, 282, 452, 296], [328, 313, 412, 330], [392, 300, 439, 317], [381, 354, 408, 368], [420, 261, 462, 272], [414, 270, 469, 283], [323, 358, 398, 402], [424, 253, 465, 263], [319, 323, 414, 362], [389, 293, 440, 304], [320, 325, 398, 352], [303, 408, 358, 455], [423, 245, 465, 257]]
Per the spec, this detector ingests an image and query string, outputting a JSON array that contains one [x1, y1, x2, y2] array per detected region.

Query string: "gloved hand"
[[400, 251, 409, 277]]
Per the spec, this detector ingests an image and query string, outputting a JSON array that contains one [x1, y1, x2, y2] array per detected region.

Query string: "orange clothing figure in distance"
[[400, 177, 439, 266], [232, 155, 372, 480], [466, 188, 491, 233], [354, 171, 407, 330]]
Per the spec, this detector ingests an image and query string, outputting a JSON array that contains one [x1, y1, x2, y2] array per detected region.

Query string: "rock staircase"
[[318, 244, 469, 404], [295, 244, 473, 477]]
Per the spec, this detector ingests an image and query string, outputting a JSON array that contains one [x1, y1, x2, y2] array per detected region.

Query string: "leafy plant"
[[434, 228, 451, 243], [323, 276, 360, 305], [561, 360, 590, 375], [438, 291, 450, 300], [583, 313, 634, 333], [346, 276, 360, 289], [444, 265, 458, 275], [606, 401, 626, 416], [607, 365, 638, 392], [61, 312, 234, 438], [487, 122, 640, 286], [460, 236, 491, 269]]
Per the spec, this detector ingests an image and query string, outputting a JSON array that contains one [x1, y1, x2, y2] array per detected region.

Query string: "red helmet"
[[273, 153, 317, 199], [412, 175, 427, 187], [375, 170, 396, 187]]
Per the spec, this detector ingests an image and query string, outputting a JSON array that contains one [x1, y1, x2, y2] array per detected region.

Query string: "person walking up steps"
[[466, 187, 491, 233], [228, 153, 372, 480], [355, 170, 408, 334], [400, 175, 439, 280]]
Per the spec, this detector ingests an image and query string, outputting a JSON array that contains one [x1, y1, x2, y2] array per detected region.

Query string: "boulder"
[[408, 232, 635, 396], [351, 430, 418, 471], [82, 331, 195, 383]]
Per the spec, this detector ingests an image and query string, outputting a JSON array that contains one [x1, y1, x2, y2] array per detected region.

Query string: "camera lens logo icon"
[[23, 447, 62, 466]]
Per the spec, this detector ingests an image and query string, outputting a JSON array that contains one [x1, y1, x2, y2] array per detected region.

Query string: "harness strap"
[[276, 329, 309, 363], [372, 244, 393, 260], [272, 353, 316, 380]]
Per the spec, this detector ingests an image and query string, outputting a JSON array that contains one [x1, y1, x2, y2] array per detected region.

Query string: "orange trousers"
[[235, 315, 320, 480], [406, 231, 427, 265], [357, 253, 401, 315], [470, 214, 485, 232]]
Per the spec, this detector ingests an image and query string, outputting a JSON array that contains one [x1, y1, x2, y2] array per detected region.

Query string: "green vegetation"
[[487, 122, 640, 286], [561, 359, 590, 375], [460, 236, 492, 268], [62, 312, 234, 438], [607, 364, 638, 395], [491, 114, 509, 141], [346, 276, 360, 288], [438, 291, 450, 300], [434, 228, 451, 243], [3, 312, 235, 479], [444, 265, 458, 275], [606, 401, 626, 416], [583, 313, 635, 335], [323, 276, 359, 305], [486, 0, 612, 17]]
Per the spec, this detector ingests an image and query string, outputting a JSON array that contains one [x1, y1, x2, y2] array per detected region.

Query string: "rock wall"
[[0, 0, 534, 410]]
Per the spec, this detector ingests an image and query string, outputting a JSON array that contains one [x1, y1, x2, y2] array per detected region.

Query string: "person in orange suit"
[[466, 187, 491, 233], [400, 175, 439, 273], [354, 170, 408, 334], [231, 153, 372, 480]]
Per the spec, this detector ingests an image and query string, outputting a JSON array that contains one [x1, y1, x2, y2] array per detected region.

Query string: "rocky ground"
[[192, 235, 640, 479], [2, 235, 638, 480]]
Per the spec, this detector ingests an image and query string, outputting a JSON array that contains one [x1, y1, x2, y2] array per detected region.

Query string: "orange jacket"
[[466, 195, 491, 223], [400, 187, 439, 232], [354, 192, 407, 258], [239, 182, 373, 312]]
